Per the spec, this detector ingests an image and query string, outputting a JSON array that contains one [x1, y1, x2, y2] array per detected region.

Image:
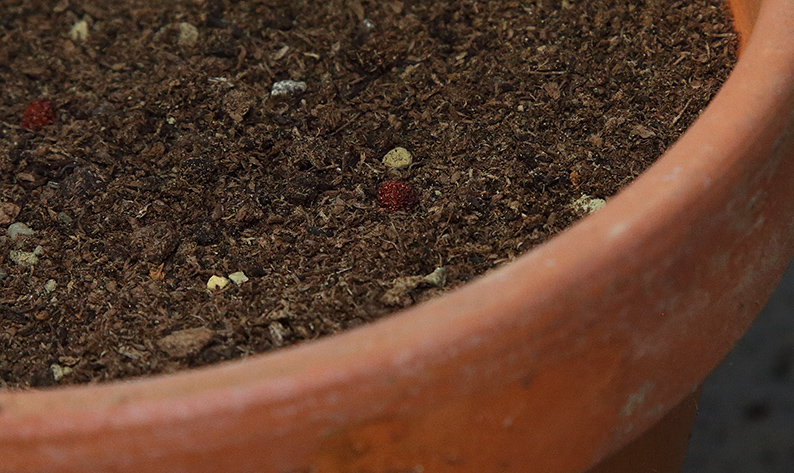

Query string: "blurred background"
[[681, 262, 794, 472]]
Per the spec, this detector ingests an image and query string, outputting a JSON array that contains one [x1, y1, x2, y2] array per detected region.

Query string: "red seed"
[[20, 99, 55, 131], [377, 180, 417, 211]]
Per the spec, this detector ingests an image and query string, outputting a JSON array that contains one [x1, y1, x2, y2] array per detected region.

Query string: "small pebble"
[[571, 195, 607, 216], [9, 249, 38, 267], [271, 80, 307, 96], [44, 279, 57, 293], [178, 22, 199, 46], [229, 271, 249, 286], [7, 222, 34, 239], [382, 147, 412, 169], [50, 364, 72, 382], [207, 275, 229, 290], [69, 19, 89, 42]]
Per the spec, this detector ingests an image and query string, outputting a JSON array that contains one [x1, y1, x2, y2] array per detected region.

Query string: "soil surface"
[[0, 0, 736, 389]]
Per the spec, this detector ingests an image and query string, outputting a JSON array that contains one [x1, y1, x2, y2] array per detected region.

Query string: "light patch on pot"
[[325, 392, 340, 405], [570, 195, 606, 216], [608, 222, 630, 239], [661, 165, 683, 182], [620, 380, 655, 417]]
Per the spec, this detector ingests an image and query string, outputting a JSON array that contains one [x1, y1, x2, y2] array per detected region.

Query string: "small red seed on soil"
[[377, 180, 417, 211], [20, 99, 55, 131]]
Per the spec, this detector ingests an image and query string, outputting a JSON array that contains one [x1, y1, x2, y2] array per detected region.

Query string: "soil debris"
[[157, 328, 214, 358]]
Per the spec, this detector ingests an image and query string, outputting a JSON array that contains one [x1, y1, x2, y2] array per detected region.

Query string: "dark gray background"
[[681, 262, 794, 472]]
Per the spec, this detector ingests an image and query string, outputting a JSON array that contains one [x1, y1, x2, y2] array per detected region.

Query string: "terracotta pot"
[[2, 0, 793, 471]]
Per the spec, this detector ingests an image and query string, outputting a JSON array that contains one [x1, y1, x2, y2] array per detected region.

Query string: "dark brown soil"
[[0, 0, 736, 389]]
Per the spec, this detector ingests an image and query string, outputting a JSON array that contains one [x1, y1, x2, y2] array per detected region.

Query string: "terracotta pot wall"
[[729, 0, 763, 45]]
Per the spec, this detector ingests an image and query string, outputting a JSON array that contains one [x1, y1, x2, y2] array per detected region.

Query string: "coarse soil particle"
[[0, 0, 736, 388]]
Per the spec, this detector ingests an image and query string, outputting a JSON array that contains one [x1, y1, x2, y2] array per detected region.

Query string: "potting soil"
[[0, 0, 736, 388]]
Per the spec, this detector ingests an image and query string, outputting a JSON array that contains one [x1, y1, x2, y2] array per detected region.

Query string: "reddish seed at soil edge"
[[377, 180, 417, 211], [20, 99, 55, 131]]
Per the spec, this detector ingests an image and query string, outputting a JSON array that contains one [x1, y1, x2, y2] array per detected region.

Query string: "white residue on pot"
[[661, 165, 684, 182], [620, 380, 655, 417]]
